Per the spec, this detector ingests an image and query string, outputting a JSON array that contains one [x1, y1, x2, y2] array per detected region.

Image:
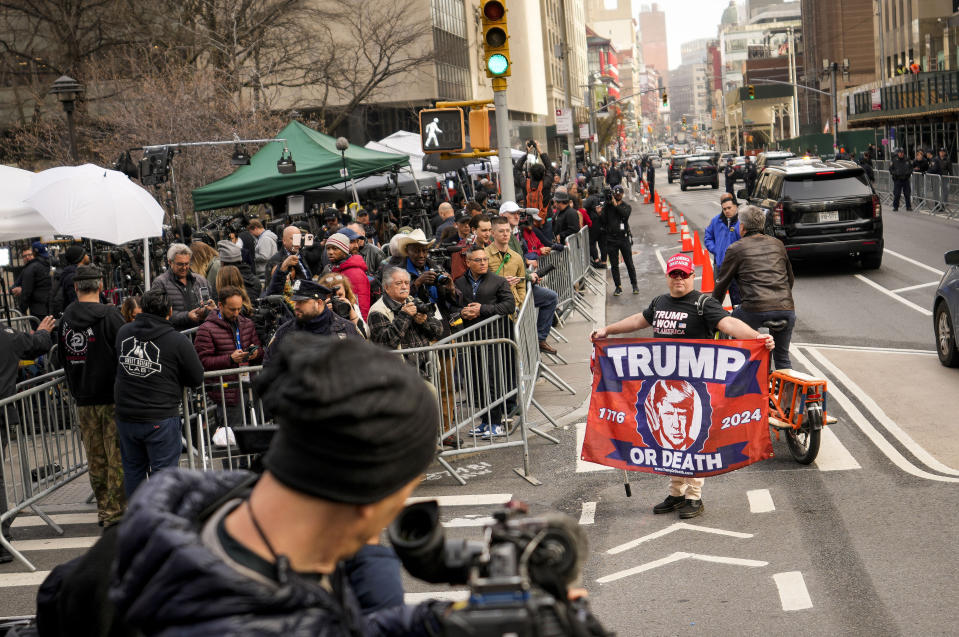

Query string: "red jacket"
[[193, 311, 262, 406], [332, 255, 371, 319]]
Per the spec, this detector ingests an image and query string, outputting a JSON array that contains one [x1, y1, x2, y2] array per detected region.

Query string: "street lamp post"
[[50, 75, 84, 164], [335, 136, 350, 198]]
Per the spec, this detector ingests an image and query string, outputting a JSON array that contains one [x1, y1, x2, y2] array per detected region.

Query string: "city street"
[[2, 184, 958, 636]]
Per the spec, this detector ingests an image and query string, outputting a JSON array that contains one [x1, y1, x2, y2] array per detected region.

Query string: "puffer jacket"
[[193, 311, 262, 405], [35, 470, 444, 637], [150, 269, 212, 330], [17, 255, 52, 316], [331, 255, 371, 319], [712, 232, 794, 312]]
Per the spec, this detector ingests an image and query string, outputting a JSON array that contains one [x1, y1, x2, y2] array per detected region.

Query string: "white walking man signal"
[[424, 117, 442, 148]]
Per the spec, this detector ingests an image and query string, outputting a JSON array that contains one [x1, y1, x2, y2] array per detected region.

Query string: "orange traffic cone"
[[668, 214, 678, 234], [660, 201, 668, 221], [681, 227, 694, 252], [693, 231, 705, 266], [722, 292, 733, 311], [700, 257, 715, 293]]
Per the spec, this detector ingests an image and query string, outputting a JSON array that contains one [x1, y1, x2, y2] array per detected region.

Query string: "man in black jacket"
[[603, 185, 637, 296], [890, 147, 913, 211], [114, 289, 204, 498], [11, 242, 52, 317], [583, 186, 606, 268], [58, 245, 89, 311], [1, 313, 54, 563], [605, 160, 622, 188], [264, 279, 361, 364], [552, 188, 581, 243], [57, 265, 126, 526]]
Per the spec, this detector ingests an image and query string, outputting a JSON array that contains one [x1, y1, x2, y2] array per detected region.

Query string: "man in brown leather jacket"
[[712, 205, 796, 370]]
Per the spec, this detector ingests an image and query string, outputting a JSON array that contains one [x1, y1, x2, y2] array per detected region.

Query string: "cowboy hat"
[[393, 228, 435, 257]]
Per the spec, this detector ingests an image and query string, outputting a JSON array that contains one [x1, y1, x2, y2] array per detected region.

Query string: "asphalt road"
[[2, 181, 958, 636]]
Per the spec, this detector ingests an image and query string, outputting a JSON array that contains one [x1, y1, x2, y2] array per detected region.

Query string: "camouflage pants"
[[76, 405, 126, 525]]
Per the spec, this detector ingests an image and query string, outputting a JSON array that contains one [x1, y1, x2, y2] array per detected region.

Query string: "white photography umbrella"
[[0, 165, 58, 241], [24, 163, 164, 245]]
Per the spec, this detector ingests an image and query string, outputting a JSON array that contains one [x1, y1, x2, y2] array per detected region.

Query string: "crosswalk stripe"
[[11, 537, 98, 551], [407, 494, 512, 506], [814, 427, 861, 471], [575, 423, 613, 473], [747, 489, 775, 513], [11, 513, 98, 528], [0, 571, 51, 588]]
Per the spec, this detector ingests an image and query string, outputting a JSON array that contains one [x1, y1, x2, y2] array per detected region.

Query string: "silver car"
[[934, 249, 959, 367]]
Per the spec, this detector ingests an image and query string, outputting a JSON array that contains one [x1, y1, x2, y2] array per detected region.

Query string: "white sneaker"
[[481, 423, 506, 439]]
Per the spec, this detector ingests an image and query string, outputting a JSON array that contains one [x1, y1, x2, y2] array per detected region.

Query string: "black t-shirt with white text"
[[641, 291, 729, 339]]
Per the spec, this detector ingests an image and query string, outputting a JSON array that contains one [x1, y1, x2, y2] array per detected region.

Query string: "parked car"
[[755, 150, 796, 177], [738, 159, 883, 268], [934, 249, 959, 367], [680, 156, 719, 190], [667, 154, 689, 183]]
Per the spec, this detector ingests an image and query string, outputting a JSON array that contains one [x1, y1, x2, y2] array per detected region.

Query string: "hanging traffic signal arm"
[[481, 0, 510, 80]]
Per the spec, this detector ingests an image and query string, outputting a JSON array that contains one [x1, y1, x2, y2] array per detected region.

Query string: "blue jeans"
[[116, 416, 183, 499], [731, 308, 796, 370], [533, 284, 558, 341]]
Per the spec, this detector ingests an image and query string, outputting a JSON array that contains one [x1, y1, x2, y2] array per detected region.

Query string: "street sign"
[[556, 108, 573, 135], [579, 123, 589, 139], [419, 108, 465, 153]]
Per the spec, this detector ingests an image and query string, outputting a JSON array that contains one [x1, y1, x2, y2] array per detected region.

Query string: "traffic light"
[[662, 91, 668, 106], [748, 84, 755, 99], [481, 1, 511, 79], [418, 108, 465, 153]]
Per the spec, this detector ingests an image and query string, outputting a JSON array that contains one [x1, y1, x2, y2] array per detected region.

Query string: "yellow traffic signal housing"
[[419, 108, 465, 153], [748, 84, 755, 99], [481, 1, 511, 79], [662, 91, 668, 106], [468, 109, 492, 151]]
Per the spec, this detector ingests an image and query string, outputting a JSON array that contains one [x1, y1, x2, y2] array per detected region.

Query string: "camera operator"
[[266, 226, 312, 283], [36, 335, 450, 636], [390, 230, 459, 332], [552, 188, 581, 243], [193, 285, 263, 427], [368, 267, 443, 352], [603, 185, 638, 296], [264, 279, 361, 364], [150, 243, 216, 329], [248, 219, 278, 279], [317, 208, 343, 245], [583, 185, 607, 268], [355, 209, 378, 245], [11, 243, 52, 317], [325, 232, 371, 319]]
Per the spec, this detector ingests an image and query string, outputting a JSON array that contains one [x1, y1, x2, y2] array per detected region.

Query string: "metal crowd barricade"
[[181, 365, 268, 472], [874, 170, 893, 206], [6, 315, 39, 334], [0, 371, 87, 571]]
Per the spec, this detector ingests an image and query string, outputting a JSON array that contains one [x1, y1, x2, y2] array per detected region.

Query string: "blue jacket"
[[704, 213, 740, 267]]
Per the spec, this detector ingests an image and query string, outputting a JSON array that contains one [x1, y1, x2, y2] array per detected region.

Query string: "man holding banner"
[[588, 254, 774, 519]]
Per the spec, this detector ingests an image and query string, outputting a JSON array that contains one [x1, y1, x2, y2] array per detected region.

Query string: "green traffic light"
[[487, 53, 509, 76]]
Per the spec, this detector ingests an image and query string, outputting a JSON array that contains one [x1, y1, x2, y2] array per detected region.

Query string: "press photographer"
[[263, 279, 361, 364], [387, 230, 459, 335], [368, 267, 443, 352], [150, 243, 216, 329]]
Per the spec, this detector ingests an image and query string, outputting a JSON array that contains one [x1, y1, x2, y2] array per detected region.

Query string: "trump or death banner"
[[582, 338, 773, 478]]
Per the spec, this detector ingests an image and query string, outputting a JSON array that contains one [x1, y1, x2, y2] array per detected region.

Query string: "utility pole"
[[493, 84, 514, 202], [589, 74, 600, 163], [557, 0, 577, 180], [787, 26, 798, 138], [829, 61, 839, 151]]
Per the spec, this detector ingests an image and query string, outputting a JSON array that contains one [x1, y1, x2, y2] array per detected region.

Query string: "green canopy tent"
[[192, 120, 412, 211]]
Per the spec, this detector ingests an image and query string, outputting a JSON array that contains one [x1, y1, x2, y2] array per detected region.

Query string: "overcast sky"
[[657, 0, 739, 70]]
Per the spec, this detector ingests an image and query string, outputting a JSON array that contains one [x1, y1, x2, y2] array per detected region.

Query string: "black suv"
[[738, 159, 883, 268], [680, 156, 719, 190], [667, 154, 689, 183]]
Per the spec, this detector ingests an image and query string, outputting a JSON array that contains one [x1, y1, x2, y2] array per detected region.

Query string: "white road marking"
[[575, 423, 614, 473], [791, 342, 937, 356], [789, 348, 959, 483], [407, 494, 513, 506], [0, 571, 51, 588], [813, 427, 861, 471], [606, 522, 753, 555], [885, 249, 945, 276], [891, 281, 939, 293], [444, 516, 494, 528], [854, 274, 932, 316], [805, 347, 959, 476], [12, 536, 98, 551], [11, 513, 98, 528], [405, 590, 470, 603], [747, 489, 775, 513], [654, 247, 667, 273], [774, 571, 813, 611], [579, 501, 597, 525], [597, 551, 767, 583]]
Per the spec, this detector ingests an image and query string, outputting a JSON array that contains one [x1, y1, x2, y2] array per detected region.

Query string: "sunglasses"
[[668, 270, 693, 280]]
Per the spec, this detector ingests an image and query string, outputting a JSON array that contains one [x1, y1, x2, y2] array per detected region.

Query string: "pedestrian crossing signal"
[[419, 108, 465, 154], [482, 1, 511, 79]]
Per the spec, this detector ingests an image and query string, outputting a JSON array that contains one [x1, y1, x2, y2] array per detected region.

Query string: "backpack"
[[526, 178, 547, 215]]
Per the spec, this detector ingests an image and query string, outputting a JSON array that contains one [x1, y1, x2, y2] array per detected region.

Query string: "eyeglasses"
[[668, 270, 693, 280]]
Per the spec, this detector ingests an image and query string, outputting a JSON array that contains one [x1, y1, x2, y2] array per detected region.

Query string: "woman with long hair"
[[190, 241, 220, 299], [216, 265, 253, 316], [316, 272, 368, 338]]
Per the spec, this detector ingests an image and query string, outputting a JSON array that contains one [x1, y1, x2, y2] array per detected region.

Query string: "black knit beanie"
[[256, 333, 438, 504]]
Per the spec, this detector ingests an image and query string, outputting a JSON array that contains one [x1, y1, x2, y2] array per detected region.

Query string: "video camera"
[[389, 500, 612, 637], [427, 245, 463, 272], [251, 295, 292, 345]]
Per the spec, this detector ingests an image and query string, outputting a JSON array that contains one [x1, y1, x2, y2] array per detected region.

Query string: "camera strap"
[[245, 499, 292, 585]]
